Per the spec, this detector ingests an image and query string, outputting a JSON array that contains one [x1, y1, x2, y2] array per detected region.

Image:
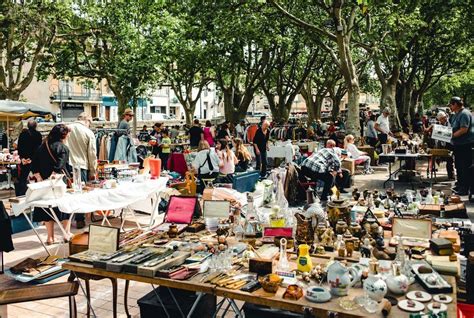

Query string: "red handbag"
[[165, 196, 201, 224]]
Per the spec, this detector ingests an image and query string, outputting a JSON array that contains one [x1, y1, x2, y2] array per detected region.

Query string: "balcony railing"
[[50, 91, 103, 102]]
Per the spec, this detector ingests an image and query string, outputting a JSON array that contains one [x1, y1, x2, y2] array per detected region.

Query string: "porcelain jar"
[[386, 264, 409, 295], [327, 261, 357, 296], [363, 261, 387, 302]]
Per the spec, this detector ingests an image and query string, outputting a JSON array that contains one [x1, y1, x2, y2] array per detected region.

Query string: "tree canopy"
[[2, 0, 470, 127]]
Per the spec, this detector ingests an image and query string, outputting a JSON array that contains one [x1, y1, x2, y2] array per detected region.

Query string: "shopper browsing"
[[16, 120, 42, 196], [449, 97, 474, 195], [375, 108, 392, 144], [216, 139, 237, 176], [188, 119, 204, 148], [65, 113, 97, 229], [234, 138, 252, 172], [31, 124, 72, 245], [159, 129, 171, 170], [253, 120, 270, 177]]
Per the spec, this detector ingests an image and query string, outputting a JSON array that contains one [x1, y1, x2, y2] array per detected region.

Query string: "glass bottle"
[[276, 238, 290, 271], [426, 188, 434, 204]]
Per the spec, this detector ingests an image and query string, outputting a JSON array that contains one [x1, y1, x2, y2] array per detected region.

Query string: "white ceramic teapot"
[[327, 261, 358, 296]]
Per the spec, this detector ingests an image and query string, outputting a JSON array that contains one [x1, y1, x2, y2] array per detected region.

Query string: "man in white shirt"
[[374, 108, 392, 144], [235, 120, 245, 139], [66, 113, 97, 228]]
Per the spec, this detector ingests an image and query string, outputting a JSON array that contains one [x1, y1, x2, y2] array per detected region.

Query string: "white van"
[[148, 113, 172, 121]]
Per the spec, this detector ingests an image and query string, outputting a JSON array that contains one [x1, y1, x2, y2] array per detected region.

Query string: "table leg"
[[124, 280, 131, 318], [110, 278, 117, 318], [148, 195, 161, 229], [23, 210, 51, 256], [69, 295, 77, 318], [85, 279, 91, 318], [212, 299, 226, 318], [186, 292, 204, 318], [72, 272, 97, 318], [151, 284, 170, 318], [383, 161, 393, 188], [167, 287, 185, 318], [227, 298, 243, 318]]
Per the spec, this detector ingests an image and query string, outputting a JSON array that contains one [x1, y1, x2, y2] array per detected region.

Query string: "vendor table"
[[11, 177, 168, 254], [379, 153, 431, 189], [63, 254, 457, 318], [247, 143, 297, 164]]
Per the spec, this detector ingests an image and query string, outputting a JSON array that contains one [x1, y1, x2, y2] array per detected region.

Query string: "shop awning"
[[102, 96, 148, 107]]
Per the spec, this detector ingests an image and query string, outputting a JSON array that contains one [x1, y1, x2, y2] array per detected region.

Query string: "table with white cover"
[[12, 177, 168, 254]]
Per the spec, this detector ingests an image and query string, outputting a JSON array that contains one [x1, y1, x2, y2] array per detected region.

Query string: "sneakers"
[[364, 168, 375, 174]]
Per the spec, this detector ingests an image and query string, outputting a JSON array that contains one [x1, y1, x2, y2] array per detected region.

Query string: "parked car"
[[150, 113, 172, 121]]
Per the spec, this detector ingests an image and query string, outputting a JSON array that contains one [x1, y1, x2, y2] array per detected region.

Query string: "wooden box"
[[69, 232, 89, 256], [390, 218, 432, 248], [341, 158, 355, 175], [439, 230, 461, 253], [419, 204, 441, 216], [445, 203, 467, 218]]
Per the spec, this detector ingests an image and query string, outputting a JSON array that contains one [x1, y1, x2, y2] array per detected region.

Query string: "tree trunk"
[[0, 90, 21, 100], [410, 90, 420, 118], [345, 83, 361, 137], [380, 80, 401, 131], [331, 97, 340, 120], [223, 88, 250, 124], [182, 102, 196, 125], [270, 102, 291, 124], [116, 94, 129, 123]]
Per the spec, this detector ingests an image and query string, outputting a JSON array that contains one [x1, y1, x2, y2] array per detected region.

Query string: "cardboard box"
[[342, 158, 355, 175]]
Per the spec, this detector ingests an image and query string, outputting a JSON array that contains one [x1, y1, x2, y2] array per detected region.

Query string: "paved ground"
[[3, 160, 473, 317]]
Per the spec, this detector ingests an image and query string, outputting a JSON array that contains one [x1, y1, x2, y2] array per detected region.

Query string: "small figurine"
[[241, 246, 255, 267], [345, 241, 354, 257], [321, 228, 334, 247], [360, 238, 372, 258]]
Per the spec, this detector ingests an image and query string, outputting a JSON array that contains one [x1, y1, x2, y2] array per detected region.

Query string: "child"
[[159, 129, 171, 170]]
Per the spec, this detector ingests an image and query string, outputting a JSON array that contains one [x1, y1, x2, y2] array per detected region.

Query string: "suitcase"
[[137, 287, 216, 318], [232, 170, 260, 193]]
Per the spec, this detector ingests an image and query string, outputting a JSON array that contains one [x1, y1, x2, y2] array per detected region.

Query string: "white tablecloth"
[[13, 177, 168, 216], [247, 142, 297, 163]]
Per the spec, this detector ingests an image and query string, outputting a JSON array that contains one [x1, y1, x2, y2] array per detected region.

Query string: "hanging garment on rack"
[[99, 135, 108, 161], [114, 135, 137, 163]]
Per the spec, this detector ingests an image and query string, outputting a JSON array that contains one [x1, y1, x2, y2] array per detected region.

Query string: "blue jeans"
[[75, 169, 89, 222]]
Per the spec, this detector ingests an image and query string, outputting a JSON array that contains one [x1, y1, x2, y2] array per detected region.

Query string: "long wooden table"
[[63, 255, 457, 318]]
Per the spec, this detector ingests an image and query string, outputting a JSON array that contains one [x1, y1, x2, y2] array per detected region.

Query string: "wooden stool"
[[0, 282, 78, 318]]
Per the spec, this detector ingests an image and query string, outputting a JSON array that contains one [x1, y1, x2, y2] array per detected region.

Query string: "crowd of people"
[[11, 96, 473, 242]]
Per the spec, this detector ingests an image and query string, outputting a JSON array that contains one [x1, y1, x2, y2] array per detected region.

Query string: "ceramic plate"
[[407, 290, 432, 302], [398, 299, 425, 312], [427, 302, 447, 313], [433, 294, 452, 304]]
